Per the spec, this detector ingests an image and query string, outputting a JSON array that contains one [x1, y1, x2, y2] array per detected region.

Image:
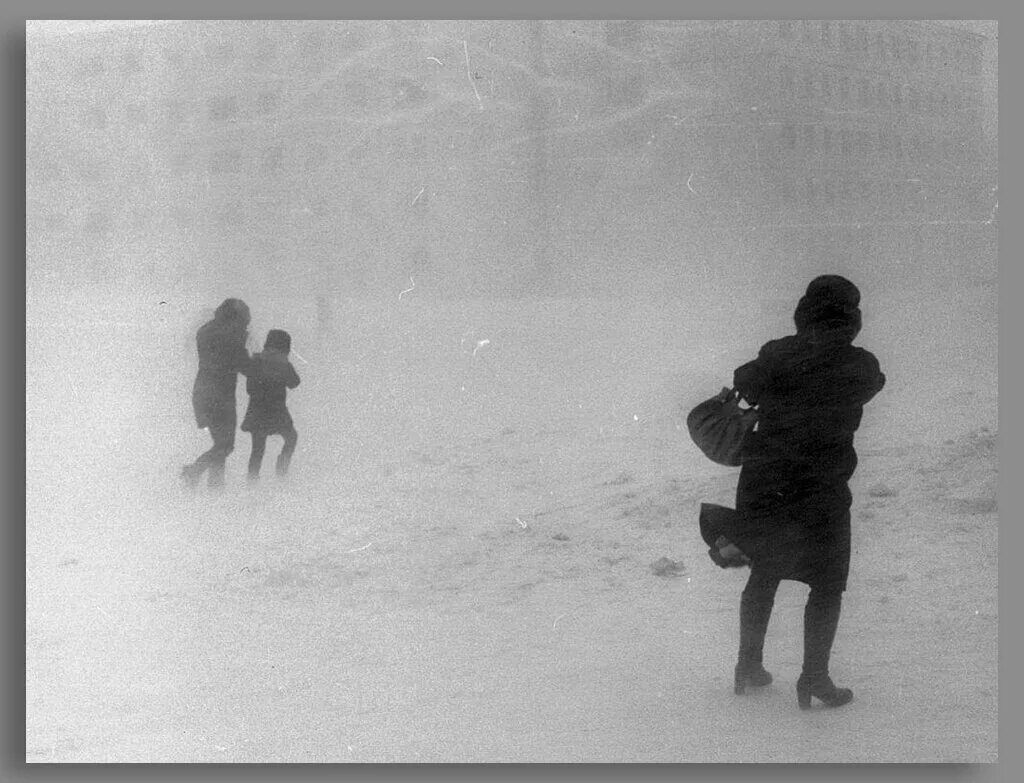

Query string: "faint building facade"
[[646, 19, 994, 282], [27, 19, 996, 294]]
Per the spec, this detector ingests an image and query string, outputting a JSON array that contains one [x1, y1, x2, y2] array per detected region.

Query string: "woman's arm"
[[733, 344, 774, 406]]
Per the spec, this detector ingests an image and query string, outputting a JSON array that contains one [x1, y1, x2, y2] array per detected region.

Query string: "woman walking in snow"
[[726, 275, 886, 709], [181, 298, 252, 490]]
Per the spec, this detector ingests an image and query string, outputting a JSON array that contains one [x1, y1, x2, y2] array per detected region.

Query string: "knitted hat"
[[264, 329, 291, 353], [794, 275, 862, 340], [214, 298, 251, 326]]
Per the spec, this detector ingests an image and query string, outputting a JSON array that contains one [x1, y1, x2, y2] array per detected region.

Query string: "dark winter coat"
[[191, 317, 251, 429], [725, 326, 885, 590], [241, 351, 300, 435]]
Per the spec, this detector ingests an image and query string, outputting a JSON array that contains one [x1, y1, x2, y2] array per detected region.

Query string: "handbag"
[[686, 387, 758, 467]]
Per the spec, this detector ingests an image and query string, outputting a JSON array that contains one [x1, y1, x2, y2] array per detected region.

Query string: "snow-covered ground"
[[26, 273, 997, 762]]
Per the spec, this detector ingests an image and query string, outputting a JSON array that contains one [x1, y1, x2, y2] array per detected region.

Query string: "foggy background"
[[25, 19, 998, 763], [26, 19, 996, 302]]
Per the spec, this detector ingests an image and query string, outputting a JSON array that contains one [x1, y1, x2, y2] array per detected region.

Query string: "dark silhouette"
[[725, 275, 886, 709], [241, 329, 300, 480], [181, 298, 252, 489]]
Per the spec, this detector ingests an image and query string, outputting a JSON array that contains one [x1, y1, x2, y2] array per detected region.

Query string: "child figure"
[[241, 329, 301, 480]]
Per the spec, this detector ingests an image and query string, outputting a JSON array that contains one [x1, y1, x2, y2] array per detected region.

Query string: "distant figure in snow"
[[241, 329, 300, 480], [181, 298, 252, 490], [723, 275, 886, 709]]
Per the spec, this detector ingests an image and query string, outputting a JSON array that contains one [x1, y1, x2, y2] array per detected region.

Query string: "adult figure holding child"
[[181, 297, 252, 489]]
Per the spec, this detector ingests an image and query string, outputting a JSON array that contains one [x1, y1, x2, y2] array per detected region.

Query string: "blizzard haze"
[[26, 20, 997, 762]]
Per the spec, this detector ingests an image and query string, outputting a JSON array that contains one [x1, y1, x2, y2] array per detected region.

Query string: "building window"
[[169, 150, 193, 174], [209, 149, 242, 175], [838, 76, 850, 103], [208, 96, 239, 122], [302, 30, 327, 73], [781, 64, 795, 92], [255, 38, 278, 65], [803, 123, 815, 152], [803, 69, 815, 99], [781, 177, 794, 201], [257, 89, 280, 114], [908, 39, 919, 64], [165, 100, 190, 128], [840, 23, 853, 50], [821, 21, 832, 46], [83, 210, 113, 235], [122, 51, 142, 76], [79, 54, 105, 78], [79, 159, 108, 184], [304, 142, 328, 173], [207, 42, 236, 64], [162, 46, 184, 68], [261, 144, 284, 172], [125, 103, 147, 126], [857, 130, 869, 156], [782, 123, 796, 149], [804, 177, 815, 204], [84, 105, 108, 130]]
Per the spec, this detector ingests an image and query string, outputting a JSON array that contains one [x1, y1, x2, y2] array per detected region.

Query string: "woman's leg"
[[803, 586, 843, 677], [797, 584, 852, 708], [736, 567, 780, 692], [276, 427, 298, 476], [204, 418, 236, 488], [248, 433, 267, 479], [184, 416, 235, 488]]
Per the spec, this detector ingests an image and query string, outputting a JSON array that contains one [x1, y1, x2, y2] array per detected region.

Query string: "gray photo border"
[[10, 0, 1012, 781]]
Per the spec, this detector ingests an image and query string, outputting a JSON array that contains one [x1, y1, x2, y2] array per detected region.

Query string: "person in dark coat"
[[727, 275, 885, 709], [241, 329, 300, 480], [181, 298, 252, 489]]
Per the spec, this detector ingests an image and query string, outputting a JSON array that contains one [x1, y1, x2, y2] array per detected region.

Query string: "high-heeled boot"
[[798, 587, 852, 709], [796, 673, 853, 709], [735, 570, 778, 694]]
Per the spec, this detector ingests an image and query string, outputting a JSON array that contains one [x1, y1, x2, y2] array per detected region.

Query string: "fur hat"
[[794, 275, 861, 341], [264, 329, 291, 353]]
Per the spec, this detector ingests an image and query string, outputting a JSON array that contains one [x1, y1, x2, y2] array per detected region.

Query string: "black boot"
[[735, 569, 778, 694], [796, 673, 853, 709], [735, 662, 773, 694], [180, 463, 201, 489], [798, 587, 852, 710]]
